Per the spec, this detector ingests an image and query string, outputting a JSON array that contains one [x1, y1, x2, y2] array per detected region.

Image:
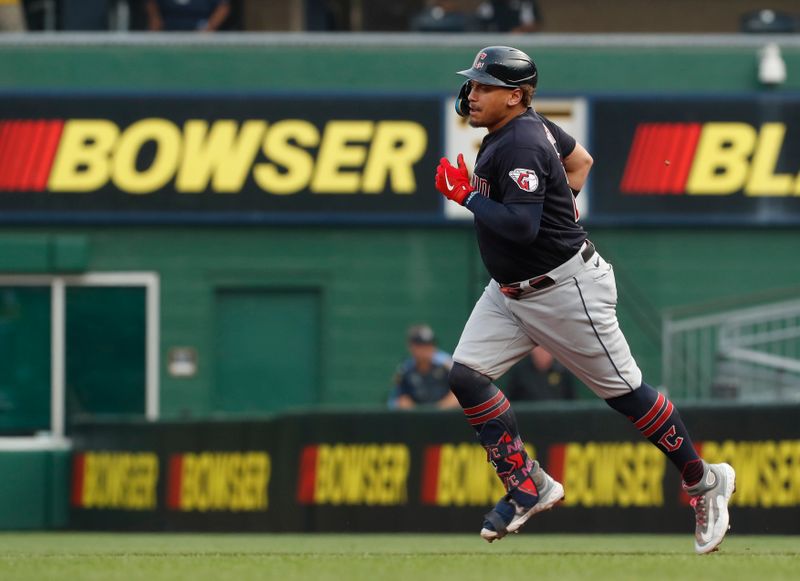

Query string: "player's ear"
[[507, 87, 523, 107]]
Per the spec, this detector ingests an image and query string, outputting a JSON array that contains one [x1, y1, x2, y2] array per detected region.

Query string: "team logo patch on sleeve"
[[508, 168, 539, 192]]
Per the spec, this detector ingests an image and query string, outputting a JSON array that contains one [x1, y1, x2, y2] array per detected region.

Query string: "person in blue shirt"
[[388, 325, 459, 410]]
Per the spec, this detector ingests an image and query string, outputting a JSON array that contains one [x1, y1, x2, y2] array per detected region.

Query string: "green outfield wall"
[[0, 449, 70, 529], [1, 35, 800, 93], [0, 226, 794, 419], [0, 35, 799, 424]]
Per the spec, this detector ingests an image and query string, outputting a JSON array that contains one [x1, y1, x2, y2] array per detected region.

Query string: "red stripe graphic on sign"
[[620, 124, 651, 193], [296, 445, 319, 504], [420, 446, 442, 505], [620, 123, 702, 194], [17, 120, 47, 191], [547, 443, 566, 486], [34, 120, 65, 191], [70, 453, 86, 507], [638, 124, 662, 191], [670, 123, 702, 193], [0, 121, 22, 190], [22, 120, 64, 191], [166, 454, 184, 510], [657, 123, 682, 193], [5, 121, 29, 191], [0, 121, 14, 189], [0, 119, 65, 192], [639, 123, 670, 193], [640, 124, 663, 191]]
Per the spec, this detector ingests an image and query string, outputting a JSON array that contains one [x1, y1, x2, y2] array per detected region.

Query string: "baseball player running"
[[435, 46, 735, 554]]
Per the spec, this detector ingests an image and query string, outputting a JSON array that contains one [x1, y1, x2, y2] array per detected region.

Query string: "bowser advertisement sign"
[[0, 94, 442, 222], [69, 406, 800, 534], [589, 96, 800, 225]]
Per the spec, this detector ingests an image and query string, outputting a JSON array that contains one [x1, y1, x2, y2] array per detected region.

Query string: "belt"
[[499, 241, 596, 299]]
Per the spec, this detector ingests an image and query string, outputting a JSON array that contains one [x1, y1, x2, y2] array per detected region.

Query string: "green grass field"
[[0, 533, 797, 581]]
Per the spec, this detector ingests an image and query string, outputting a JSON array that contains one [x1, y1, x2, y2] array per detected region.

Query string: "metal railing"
[[663, 296, 800, 401]]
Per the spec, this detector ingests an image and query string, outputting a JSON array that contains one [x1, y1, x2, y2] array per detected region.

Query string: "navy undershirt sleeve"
[[464, 194, 543, 245]]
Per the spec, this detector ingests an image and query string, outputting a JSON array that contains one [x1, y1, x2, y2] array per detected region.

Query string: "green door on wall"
[[66, 287, 146, 422], [214, 289, 320, 415]]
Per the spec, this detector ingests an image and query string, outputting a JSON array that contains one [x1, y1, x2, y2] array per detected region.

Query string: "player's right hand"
[[435, 154, 473, 205]]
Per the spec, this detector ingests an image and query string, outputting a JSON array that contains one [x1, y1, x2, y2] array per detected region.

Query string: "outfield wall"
[[68, 405, 800, 534], [0, 35, 799, 427], [2, 34, 800, 93], [0, 446, 70, 530]]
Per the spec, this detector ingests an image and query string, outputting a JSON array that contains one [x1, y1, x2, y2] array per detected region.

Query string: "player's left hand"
[[435, 154, 473, 205]]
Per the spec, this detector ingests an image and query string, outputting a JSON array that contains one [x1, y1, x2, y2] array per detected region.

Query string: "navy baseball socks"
[[605, 382, 704, 485], [449, 363, 564, 542], [607, 382, 737, 554]]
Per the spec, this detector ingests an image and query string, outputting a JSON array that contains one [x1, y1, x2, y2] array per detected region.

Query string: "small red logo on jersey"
[[508, 168, 539, 192]]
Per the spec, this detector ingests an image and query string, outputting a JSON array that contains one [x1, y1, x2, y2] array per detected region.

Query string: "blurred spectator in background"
[[146, 0, 230, 31], [505, 346, 575, 401], [475, 0, 541, 33], [388, 324, 459, 410], [409, 0, 471, 33], [0, 0, 26, 31], [740, 9, 796, 33], [305, 0, 348, 31]]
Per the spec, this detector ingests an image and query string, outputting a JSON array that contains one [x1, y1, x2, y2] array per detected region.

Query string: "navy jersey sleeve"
[[495, 145, 550, 205], [541, 116, 576, 159]]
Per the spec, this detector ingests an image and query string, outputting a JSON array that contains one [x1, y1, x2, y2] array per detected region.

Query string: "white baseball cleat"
[[685, 462, 736, 555]]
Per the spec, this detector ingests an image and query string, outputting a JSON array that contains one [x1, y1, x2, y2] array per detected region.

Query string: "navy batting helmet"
[[458, 46, 538, 88], [455, 46, 537, 117]]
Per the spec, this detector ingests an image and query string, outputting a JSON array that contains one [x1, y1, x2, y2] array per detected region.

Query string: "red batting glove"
[[435, 154, 473, 205]]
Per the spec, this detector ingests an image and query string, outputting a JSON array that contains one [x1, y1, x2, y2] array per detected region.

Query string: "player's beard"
[[468, 114, 488, 128]]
